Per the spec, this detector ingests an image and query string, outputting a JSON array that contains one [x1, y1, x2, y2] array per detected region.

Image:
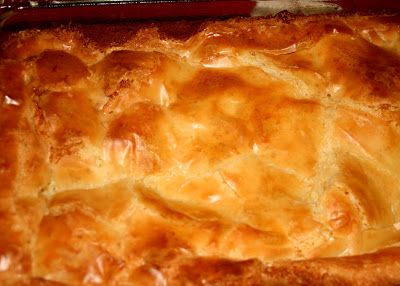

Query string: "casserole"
[[1, 2, 400, 285]]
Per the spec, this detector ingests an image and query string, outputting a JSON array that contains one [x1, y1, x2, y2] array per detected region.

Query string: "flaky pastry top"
[[1, 14, 400, 285]]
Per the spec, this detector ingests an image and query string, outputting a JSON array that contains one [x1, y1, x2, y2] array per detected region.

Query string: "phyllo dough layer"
[[1, 14, 400, 285]]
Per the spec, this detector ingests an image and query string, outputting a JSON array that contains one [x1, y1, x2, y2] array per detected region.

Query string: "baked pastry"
[[1, 13, 400, 285]]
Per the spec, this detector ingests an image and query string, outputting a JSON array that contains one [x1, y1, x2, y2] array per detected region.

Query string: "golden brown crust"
[[1, 14, 400, 285]]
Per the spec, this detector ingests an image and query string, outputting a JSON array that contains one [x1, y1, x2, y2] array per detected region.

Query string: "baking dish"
[[1, 0, 400, 27]]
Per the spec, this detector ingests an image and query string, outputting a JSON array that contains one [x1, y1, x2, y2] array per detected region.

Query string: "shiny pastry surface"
[[1, 14, 400, 285]]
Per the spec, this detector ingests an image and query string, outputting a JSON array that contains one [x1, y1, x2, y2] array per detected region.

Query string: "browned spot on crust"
[[36, 51, 89, 85], [78, 23, 145, 48], [156, 20, 205, 41]]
